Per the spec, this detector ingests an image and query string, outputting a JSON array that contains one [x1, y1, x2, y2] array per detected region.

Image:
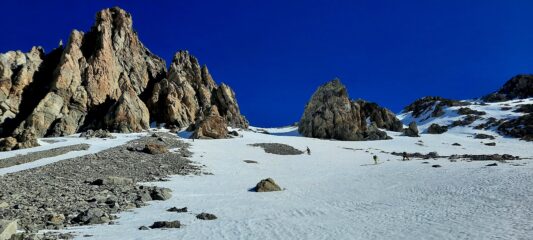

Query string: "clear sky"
[[1, 0, 532, 127]]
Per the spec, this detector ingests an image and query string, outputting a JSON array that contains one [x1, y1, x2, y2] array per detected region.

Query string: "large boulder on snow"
[[403, 122, 420, 137], [298, 79, 401, 141], [483, 74, 533, 102]]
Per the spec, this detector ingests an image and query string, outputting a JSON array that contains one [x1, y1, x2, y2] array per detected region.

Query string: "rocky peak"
[[148, 50, 248, 130], [483, 74, 533, 102], [298, 79, 401, 141]]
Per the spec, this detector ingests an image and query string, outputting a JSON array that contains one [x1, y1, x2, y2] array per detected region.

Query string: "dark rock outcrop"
[[298, 79, 401, 141], [402, 96, 468, 119], [403, 122, 419, 137], [483, 74, 533, 102], [427, 123, 448, 134], [497, 113, 533, 141]]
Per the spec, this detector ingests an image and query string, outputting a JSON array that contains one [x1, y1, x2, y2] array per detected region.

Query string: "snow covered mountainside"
[[399, 97, 533, 141], [6, 126, 520, 240]]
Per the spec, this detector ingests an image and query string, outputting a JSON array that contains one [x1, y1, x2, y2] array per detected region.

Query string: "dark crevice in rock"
[[0, 47, 63, 137]]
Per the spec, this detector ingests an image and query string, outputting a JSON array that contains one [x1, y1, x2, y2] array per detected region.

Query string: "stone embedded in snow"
[[254, 178, 282, 192], [167, 207, 188, 213], [150, 220, 181, 229], [427, 124, 448, 134], [0, 219, 17, 240], [403, 122, 420, 137], [196, 212, 217, 220], [474, 133, 496, 140], [431, 165, 442, 168], [298, 79, 401, 141]]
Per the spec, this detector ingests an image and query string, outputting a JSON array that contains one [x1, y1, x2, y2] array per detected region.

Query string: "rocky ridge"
[[0, 7, 247, 151]]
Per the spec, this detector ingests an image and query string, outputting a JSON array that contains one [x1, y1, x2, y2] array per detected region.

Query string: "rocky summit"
[[298, 79, 402, 141], [483, 74, 533, 102], [0, 7, 247, 150]]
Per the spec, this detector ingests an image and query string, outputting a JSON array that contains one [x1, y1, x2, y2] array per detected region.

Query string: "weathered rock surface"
[[298, 79, 401, 141], [12, 7, 166, 140], [0, 219, 17, 240], [0, 7, 248, 150], [483, 74, 533, 102], [147, 51, 248, 131], [497, 113, 533, 141], [150, 220, 181, 229], [254, 178, 282, 192], [191, 106, 229, 139]]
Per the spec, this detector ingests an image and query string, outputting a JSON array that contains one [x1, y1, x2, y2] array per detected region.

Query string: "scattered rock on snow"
[[484, 142, 496, 146], [150, 220, 181, 229], [403, 122, 419, 137], [427, 124, 448, 134], [167, 207, 188, 213], [474, 133, 496, 140], [486, 163, 498, 167], [249, 143, 303, 155], [243, 160, 258, 164], [80, 129, 114, 139], [138, 226, 149, 230], [196, 213, 217, 220], [431, 164, 442, 168], [254, 178, 282, 192]]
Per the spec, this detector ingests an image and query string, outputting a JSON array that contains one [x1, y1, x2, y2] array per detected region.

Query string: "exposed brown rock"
[[0, 7, 248, 151], [191, 106, 228, 139], [13, 7, 166, 139], [147, 51, 248, 130], [298, 79, 400, 141], [254, 178, 282, 192]]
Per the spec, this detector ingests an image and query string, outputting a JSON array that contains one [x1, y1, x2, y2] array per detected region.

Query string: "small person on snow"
[[306, 147, 311, 155], [402, 152, 409, 161], [373, 155, 378, 165]]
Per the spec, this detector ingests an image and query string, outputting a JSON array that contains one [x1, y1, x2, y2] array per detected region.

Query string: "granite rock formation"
[[298, 79, 401, 141], [0, 7, 247, 150]]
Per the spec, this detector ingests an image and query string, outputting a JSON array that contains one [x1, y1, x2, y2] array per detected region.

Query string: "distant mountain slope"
[[399, 75, 533, 141]]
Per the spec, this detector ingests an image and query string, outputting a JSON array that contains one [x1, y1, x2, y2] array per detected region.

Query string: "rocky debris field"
[[0, 144, 90, 169], [0, 132, 201, 238], [248, 143, 304, 155]]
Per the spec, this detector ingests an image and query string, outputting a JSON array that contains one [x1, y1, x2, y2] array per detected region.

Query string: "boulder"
[[474, 133, 496, 140], [191, 106, 228, 139], [143, 144, 168, 154], [298, 79, 400, 141], [0, 220, 17, 240], [403, 122, 419, 137], [150, 220, 181, 229], [150, 187, 172, 200], [167, 207, 187, 213], [254, 178, 282, 192], [196, 213, 217, 220], [427, 124, 448, 134]]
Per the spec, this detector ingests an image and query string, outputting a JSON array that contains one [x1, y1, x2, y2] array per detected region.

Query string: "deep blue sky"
[[1, 1, 532, 127]]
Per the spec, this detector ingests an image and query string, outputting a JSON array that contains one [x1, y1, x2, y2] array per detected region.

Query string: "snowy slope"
[[398, 97, 533, 137], [50, 127, 533, 240]]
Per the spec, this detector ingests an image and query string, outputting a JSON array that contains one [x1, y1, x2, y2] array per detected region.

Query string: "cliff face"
[[0, 7, 247, 150], [298, 79, 402, 141]]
